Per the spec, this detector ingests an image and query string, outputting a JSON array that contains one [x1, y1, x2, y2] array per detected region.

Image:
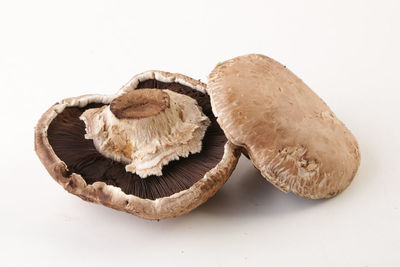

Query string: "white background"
[[1, 0, 399, 266]]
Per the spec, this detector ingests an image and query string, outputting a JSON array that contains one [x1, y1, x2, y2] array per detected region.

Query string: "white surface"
[[1, 0, 399, 266]]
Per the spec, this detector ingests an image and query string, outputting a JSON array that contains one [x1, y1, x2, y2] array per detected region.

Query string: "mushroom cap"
[[207, 54, 360, 199], [35, 71, 240, 220]]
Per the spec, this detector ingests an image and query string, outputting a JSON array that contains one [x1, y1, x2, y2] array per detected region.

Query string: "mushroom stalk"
[[80, 89, 210, 178]]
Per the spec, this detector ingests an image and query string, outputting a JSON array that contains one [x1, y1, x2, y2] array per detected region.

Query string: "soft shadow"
[[193, 156, 326, 219], [72, 141, 373, 229], [195, 133, 375, 220], [76, 155, 325, 228], [39, 127, 373, 246]]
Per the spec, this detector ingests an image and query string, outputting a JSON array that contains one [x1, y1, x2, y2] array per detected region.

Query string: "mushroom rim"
[[35, 71, 240, 220]]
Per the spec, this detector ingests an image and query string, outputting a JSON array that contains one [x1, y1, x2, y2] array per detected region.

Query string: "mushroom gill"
[[46, 80, 228, 200]]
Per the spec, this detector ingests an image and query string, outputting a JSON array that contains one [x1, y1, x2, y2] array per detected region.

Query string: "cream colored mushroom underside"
[[207, 54, 360, 198], [80, 89, 211, 178]]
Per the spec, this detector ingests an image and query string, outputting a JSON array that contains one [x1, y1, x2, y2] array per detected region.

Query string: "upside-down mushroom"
[[35, 71, 240, 220]]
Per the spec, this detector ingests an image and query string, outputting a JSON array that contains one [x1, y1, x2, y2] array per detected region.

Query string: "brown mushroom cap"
[[207, 54, 360, 199], [35, 71, 240, 220]]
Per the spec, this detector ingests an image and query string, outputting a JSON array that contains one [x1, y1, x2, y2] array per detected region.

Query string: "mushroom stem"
[[110, 89, 170, 120], [80, 89, 211, 178]]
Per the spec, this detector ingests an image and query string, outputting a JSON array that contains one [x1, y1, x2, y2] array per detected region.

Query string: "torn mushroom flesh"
[[80, 89, 210, 178]]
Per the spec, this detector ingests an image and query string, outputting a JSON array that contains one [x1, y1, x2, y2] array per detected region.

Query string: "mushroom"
[[207, 54, 360, 199], [35, 71, 240, 220]]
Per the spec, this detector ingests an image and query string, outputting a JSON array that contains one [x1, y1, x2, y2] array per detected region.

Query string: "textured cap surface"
[[207, 54, 360, 199]]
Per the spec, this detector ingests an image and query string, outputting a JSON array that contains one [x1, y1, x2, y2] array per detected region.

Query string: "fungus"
[[207, 54, 360, 199], [35, 71, 240, 219]]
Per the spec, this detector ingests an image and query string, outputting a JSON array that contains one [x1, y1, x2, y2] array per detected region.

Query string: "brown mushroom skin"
[[110, 89, 170, 120], [207, 54, 360, 199]]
